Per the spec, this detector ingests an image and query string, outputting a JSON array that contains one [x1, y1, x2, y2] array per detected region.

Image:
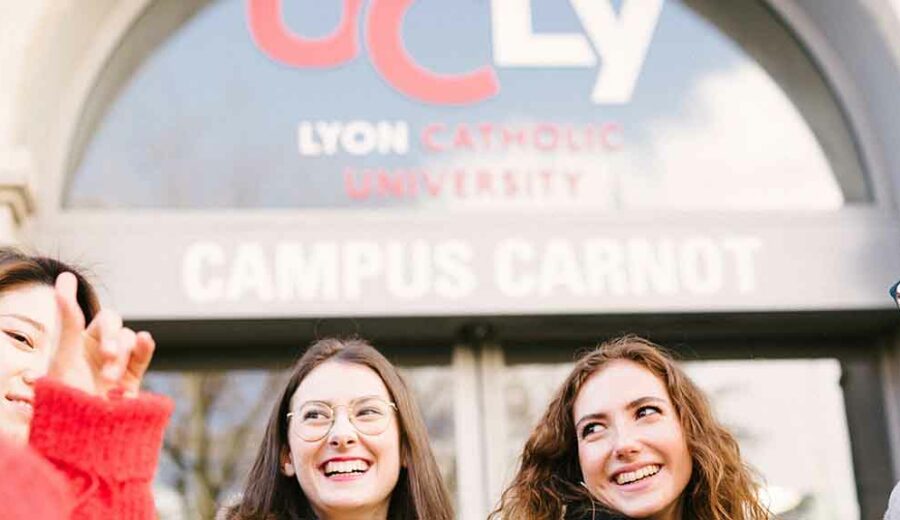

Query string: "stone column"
[[0, 145, 35, 245]]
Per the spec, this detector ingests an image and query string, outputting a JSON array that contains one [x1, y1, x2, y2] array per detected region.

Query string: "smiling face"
[[284, 361, 402, 520], [573, 360, 692, 520], [0, 283, 60, 444]]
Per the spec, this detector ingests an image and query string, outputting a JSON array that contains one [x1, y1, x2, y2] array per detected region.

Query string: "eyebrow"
[[575, 396, 667, 427], [298, 394, 386, 406], [0, 313, 45, 333]]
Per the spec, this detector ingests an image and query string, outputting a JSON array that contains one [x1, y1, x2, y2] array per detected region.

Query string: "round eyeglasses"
[[287, 396, 398, 442]]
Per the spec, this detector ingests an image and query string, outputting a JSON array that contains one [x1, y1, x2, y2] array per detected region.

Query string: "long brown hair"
[[0, 248, 99, 323], [228, 337, 454, 520], [491, 335, 769, 520]]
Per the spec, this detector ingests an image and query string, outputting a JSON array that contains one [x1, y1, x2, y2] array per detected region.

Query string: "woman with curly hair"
[[491, 335, 769, 520]]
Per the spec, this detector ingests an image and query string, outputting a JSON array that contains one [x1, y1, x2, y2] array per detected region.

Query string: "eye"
[[357, 406, 382, 416], [636, 405, 662, 419], [4, 330, 34, 350], [580, 421, 606, 440], [354, 401, 389, 421], [300, 406, 332, 423]]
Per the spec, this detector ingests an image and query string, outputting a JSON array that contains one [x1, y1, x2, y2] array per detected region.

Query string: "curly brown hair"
[[490, 335, 769, 520]]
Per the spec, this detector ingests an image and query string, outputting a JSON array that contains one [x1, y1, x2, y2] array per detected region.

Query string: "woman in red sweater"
[[0, 249, 171, 519]]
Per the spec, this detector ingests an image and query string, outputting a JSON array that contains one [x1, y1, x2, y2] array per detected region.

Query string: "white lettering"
[[492, 236, 759, 298], [491, 0, 595, 66], [495, 239, 535, 297], [539, 240, 585, 295], [298, 120, 409, 156], [343, 241, 384, 300], [182, 242, 225, 303], [297, 121, 322, 156], [491, 0, 663, 103], [275, 242, 340, 301], [226, 243, 274, 301], [180, 236, 760, 307], [583, 238, 628, 295], [570, 0, 664, 103], [434, 241, 477, 299], [342, 120, 377, 156], [377, 121, 409, 154], [626, 238, 678, 295], [315, 121, 343, 155], [723, 237, 762, 293], [679, 237, 724, 294], [386, 240, 431, 299]]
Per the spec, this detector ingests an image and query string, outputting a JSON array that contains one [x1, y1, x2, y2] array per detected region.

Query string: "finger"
[[102, 327, 136, 382], [54, 273, 86, 351], [85, 308, 123, 360], [128, 331, 155, 380], [123, 331, 156, 394]]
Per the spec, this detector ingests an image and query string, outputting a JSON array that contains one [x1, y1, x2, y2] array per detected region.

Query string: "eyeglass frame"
[[286, 396, 398, 442]]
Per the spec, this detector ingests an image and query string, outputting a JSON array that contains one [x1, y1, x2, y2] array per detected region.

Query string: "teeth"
[[324, 459, 369, 476], [615, 464, 660, 485]]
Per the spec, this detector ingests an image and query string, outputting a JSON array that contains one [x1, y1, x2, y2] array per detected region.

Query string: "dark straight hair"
[[0, 247, 99, 323], [228, 337, 454, 520]]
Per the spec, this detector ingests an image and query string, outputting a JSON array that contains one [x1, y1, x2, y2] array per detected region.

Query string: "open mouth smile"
[[321, 458, 371, 479], [613, 464, 661, 486]]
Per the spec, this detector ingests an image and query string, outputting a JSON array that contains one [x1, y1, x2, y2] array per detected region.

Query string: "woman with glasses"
[[491, 335, 769, 520], [227, 337, 453, 520]]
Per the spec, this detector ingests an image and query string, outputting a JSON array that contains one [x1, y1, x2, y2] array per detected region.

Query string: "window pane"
[[400, 365, 458, 508], [148, 370, 286, 520]]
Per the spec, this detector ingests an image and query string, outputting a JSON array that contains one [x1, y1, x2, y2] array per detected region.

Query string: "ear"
[[280, 448, 296, 477]]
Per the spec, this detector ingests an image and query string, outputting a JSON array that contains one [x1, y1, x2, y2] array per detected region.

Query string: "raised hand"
[[47, 272, 154, 398]]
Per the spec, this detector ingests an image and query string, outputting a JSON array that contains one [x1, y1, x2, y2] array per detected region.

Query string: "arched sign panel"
[[46, 0, 897, 319], [68, 0, 847, 212]]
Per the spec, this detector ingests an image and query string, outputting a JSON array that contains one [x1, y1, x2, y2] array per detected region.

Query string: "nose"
[[22, 350, 52, 386], [611, 423, 641, 459], [21, 369, 38, 386], [328, 409, 358, 447]]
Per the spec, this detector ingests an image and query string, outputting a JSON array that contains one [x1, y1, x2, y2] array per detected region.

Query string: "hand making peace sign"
[[46, 272, 155, 398]]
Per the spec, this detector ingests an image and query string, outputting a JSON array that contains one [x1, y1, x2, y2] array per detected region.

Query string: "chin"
[[616, 498, 677, 519], [0, 419, 29, 445], [315, 496, 384, 517], [619, 506, 662, 518]]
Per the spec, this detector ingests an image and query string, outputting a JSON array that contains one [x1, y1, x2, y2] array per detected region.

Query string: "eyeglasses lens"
[[294, 398, 393, 441]]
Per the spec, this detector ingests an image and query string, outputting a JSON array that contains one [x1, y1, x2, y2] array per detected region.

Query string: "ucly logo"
[[247, 0, 663, 105]]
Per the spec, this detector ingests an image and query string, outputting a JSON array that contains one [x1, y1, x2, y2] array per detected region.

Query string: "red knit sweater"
[[0, 438, 71, 519], [21, 378, 174, 519]]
